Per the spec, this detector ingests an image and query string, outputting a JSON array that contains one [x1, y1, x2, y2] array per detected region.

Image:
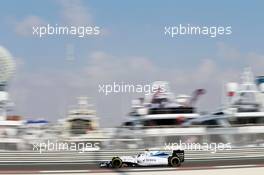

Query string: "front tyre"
[[111, 157, 123, 168]]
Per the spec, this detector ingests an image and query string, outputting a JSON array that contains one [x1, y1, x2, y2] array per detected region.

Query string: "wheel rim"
[[112, 159, 121, 168], [171, 157, 179, 166]]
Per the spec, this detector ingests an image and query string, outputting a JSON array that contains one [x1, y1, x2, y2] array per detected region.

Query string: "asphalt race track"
[[0, 156, 264, 174]]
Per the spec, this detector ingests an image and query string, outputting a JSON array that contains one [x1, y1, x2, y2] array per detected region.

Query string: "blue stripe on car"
[[151, 152, 169, 157]]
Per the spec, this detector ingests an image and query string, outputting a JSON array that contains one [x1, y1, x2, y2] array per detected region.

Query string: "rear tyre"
[[169, 156, 181, 167], [111, 157, 123, 168]]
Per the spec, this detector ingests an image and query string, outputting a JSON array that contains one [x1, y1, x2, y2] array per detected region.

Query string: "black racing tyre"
[[169, 156, 181, 167], [111, 157, 123, 168], [168, 156, 172, 165]]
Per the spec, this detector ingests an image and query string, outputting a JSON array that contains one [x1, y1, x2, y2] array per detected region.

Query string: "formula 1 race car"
[[99, 150, 184, 168]]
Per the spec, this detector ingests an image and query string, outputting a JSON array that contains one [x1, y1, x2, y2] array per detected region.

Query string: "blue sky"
[[0, 0, 264, 126]]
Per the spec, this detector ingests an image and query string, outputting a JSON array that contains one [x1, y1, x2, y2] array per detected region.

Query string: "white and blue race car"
[[100, 150, 184, 168]]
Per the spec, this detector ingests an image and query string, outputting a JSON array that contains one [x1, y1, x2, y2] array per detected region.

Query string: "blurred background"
[[0, 0, 264, 174]]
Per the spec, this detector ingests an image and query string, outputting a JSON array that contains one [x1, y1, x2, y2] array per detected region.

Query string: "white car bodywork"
[[118, 151, 170, 166], [100, 150, 184, 168]]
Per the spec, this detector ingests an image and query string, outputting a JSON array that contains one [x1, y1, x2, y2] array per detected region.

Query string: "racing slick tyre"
[[111, 157, 123, 168], [168, 156, 181, 167]]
